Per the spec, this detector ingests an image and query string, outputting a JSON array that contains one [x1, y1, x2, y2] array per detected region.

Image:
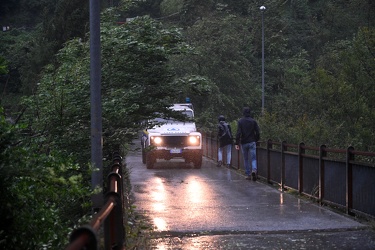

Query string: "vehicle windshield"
[[151, 110, 193, 125], [181, 110, 193, 119]]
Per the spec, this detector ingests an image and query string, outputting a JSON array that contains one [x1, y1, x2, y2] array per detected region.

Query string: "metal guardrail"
[[66, 152, 125, 250], [202, 132, 375, 219]]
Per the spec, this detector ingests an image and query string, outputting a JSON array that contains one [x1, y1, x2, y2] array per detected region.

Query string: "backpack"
[[219, 122, 232, 140]]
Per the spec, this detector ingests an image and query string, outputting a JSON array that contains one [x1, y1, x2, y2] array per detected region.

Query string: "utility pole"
[[90, 0, 103, 210], [260, 6, 266, 115]]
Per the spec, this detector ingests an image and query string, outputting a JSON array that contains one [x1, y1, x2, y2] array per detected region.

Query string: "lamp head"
[[260, 6, 266, 11]]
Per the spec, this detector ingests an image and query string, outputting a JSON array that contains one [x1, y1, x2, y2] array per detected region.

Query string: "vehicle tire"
[[193, 155, 202, 169], [141, 147, 146, 164], [146, 152, 155, 169]]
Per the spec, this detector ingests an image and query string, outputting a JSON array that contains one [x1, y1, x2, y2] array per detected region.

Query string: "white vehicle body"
[[141, 104, 203, 168]]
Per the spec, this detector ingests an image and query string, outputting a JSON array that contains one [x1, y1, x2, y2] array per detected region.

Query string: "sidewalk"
[[128, 152, 375, 249], [202, 158, 375, 249]]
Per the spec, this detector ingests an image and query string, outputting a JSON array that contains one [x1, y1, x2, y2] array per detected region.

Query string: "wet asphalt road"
[[125, 142, 375, 249]]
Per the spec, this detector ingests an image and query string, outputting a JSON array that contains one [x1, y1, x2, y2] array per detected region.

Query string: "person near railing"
[[235, 107, 260, 181], [217, 115, 233, 168]]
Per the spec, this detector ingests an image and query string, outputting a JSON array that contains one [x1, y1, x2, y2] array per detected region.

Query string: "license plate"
[[170, 149, 182, 154]]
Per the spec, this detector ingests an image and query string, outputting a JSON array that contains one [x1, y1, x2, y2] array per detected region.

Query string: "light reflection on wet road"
[[126, 142, 375, 249]]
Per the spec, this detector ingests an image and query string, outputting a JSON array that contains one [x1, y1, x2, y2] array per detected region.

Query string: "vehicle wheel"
[[146, 152, 155, 169], [193, 155, 202, 169], [141, 147, 146, 164]]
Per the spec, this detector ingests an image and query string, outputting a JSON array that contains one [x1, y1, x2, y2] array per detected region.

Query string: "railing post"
[[210, 131, 213, 160], [216, 132, 219, 161], [68, 225, 98, 250], [111, 162, 122, 191], [281, 141, 287, 191], [204, 132, 209, 158], [104, 172, 124, 250], [319, 145, 327, 205], [111, 152, 125, 231], [267, 139, 272, 183], [298, 142, 305, 194], [236, 144, 241, 170], [216, 132, 219, 163], [207, 131, 210, 159], [346, 146, 354, 216]]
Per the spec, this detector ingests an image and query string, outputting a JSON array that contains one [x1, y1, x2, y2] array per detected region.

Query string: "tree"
[[310, 27, 375, 150], [171, 13, 261, 123], [260, 27, 375, 151], [23, 9, 208, 163], [0, 106, 92, 249]]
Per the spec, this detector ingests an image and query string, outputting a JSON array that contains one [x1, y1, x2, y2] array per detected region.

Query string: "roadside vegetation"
[[0, 0, 374, 248]]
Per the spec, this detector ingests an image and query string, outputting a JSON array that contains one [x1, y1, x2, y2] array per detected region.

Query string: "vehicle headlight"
[[151, 136, 162, 145], [188, 135, 200, 145]]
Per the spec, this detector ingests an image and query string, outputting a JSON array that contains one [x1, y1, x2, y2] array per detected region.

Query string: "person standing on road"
[[235, 107, 260, 180], [217, 115, 233, 168]]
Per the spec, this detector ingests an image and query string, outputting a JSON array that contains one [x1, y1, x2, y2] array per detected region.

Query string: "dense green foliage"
[[261, 27, 375, 150], [0, 0, 374, 248], [0, 0, 91, 106], [23, 9, 210, 164], [0, 107, 91, 249], [2, 0, 374, 148], [159, 0, 375, 151]]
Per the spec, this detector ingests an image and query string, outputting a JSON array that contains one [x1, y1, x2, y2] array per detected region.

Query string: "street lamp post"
[[260, 6, 266, 115], [90, 0, 103, 210]]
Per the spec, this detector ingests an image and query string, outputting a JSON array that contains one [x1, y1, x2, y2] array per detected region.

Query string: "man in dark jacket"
[[217, 115, 233, 167], [235, 107, 260, 180]]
